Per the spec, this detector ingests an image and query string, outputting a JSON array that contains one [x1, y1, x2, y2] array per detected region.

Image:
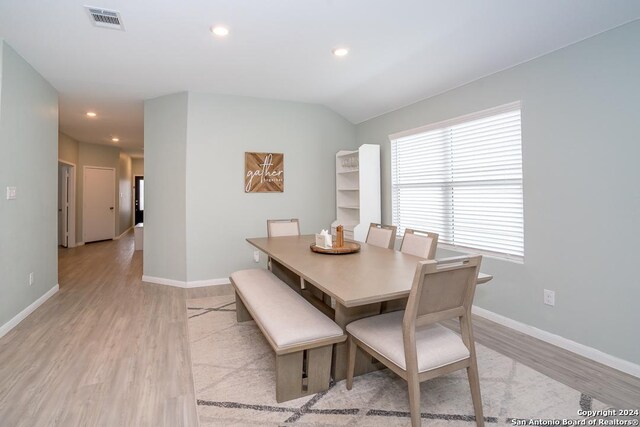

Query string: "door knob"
[[109, 207, 114, 210]]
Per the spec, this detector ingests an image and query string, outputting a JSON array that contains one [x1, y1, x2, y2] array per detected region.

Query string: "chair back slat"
[[416, 268, 472, 317], [365, 223, 397, 249], [267, 219, 300, 237], [415, 307, 466, 327], [403, 256, 481, 329], [400, 229, 439, 259]]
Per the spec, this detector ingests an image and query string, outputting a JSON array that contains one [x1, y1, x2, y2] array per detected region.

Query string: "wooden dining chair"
[[265, 218, 328, 312], [346, 255, 484, 427], [400, 229, 439, 260], [267, 218, 300, 237], [266, 219, 300, 272], [381, 229, 440, 313], [365, 223, 397, 249]]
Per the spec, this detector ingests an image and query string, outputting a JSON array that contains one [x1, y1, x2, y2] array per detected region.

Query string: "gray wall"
[[356, 21, 640, 364], [132, 158, 144, 176], [143, 92, 356, 282], [143, 93, 188, 281], [0, 41, 2, 114], [0, 41, 58, 327], [58, 132, 79, 165], [185, 92, 355, 281], [118, 152, 133, 235]]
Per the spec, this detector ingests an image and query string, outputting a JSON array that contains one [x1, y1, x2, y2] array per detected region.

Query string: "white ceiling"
[[1, 1, 639, 155]]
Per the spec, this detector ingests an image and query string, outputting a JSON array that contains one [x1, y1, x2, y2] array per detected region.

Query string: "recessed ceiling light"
[[211, 26, 229, 37], [86, 111, 97, 117], [112, 137, 119, 142], [332, 47, 349, 57]]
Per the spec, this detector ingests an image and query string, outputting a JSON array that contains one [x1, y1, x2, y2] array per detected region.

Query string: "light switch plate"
[[6, 186, 17, 200]]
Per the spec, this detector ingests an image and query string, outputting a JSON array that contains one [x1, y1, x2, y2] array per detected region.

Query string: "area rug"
[[187, 294, 610, 426]]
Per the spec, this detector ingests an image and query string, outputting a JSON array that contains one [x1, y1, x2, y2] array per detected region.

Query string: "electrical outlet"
[[253, 250, 260, 263], [543, 289, 555, 306], [6, 186, 17, 200], [29, 272, 34, 286]]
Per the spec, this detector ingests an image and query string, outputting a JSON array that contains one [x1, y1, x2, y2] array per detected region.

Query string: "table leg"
[[333, 302, 382, 381], [270, 259, 303, 294], [270, 259, 335, 318]]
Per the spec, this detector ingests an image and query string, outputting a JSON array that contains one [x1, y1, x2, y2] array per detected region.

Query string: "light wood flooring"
[[0, 232, 638, 427], [0, 232, 213, 426], [443, 318, 640, 409]]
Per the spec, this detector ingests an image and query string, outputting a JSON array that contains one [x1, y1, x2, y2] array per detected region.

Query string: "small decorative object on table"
[[315, 229, 332, 249], [310, 241, 360, 255], [311, 225, 359, 254], [336, 225, 344, 248]]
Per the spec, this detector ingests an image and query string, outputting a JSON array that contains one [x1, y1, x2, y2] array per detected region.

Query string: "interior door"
[[84, 167, 115, 243], [58, 166, 64, 246], [58, 165, 69, 247], [134, 176, 144, 224]]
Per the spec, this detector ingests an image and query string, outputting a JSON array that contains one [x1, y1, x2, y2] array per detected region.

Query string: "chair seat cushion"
[[231, 269, 344, 350], [346, 310, 470, 372]]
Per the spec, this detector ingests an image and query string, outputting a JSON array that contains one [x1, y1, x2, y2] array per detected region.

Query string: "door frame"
[[58, 160, 76, 248], [83, 166, 116, 243], [133, 174, 144, 225]]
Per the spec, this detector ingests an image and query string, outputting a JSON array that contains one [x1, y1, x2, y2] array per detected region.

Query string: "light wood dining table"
[[247, 234, 493, 380]]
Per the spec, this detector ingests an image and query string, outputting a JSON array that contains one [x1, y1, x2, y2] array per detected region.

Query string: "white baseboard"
[[76, 242, 85, 247], [472, 306, 640, 379], [141, 275, 230, 289], [186, 278, 231, 288], [0, 284, 60, 339], [114, 227, 133, 240], [141, 275, 186, 287]]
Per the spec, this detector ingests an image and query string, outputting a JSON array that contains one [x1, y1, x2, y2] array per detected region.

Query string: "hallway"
[[0, 233, 198, 426]]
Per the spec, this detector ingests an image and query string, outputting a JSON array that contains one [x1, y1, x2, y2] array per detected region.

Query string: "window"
[[390, 102, 523, 261]]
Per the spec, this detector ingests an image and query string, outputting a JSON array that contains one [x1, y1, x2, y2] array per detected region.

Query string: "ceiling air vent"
[[85, 6, 124, 30]]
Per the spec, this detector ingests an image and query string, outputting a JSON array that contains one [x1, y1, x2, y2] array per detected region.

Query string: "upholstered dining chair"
[[267, 218, 300, 237], [400, 229, 439, 260], [266, 218, 317, 299], [266, 219, 300, 272], [346, 255, 484, 427], [365, 223, 397, 249], [381, 229, 440, 314]]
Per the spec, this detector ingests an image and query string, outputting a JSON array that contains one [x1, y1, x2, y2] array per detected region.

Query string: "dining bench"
[[230, 268, 346, 402]]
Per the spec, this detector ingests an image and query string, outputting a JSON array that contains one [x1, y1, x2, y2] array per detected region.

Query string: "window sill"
[[436, 243, 524, 265]]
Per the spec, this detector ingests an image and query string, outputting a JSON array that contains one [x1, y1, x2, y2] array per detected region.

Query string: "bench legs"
[[235, 291, 253, 322], [275, 345, 333, 403], [233, 285, 336, 403], [307, 345, 333, 394]]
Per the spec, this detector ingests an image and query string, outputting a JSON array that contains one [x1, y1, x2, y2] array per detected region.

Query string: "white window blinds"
[[390, 103, 524, 260]]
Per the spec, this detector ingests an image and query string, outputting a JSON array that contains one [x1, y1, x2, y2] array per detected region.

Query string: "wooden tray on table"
[[310, 242, 361, 255]]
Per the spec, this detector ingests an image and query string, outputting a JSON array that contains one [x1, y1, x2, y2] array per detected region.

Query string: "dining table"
[[247, 234, 493, 380]]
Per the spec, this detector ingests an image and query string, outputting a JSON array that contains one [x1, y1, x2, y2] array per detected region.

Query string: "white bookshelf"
[[331, 144, 381, 242]]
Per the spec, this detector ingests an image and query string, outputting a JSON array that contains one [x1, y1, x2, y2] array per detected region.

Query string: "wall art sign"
[[244, 152, 284, 193]]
